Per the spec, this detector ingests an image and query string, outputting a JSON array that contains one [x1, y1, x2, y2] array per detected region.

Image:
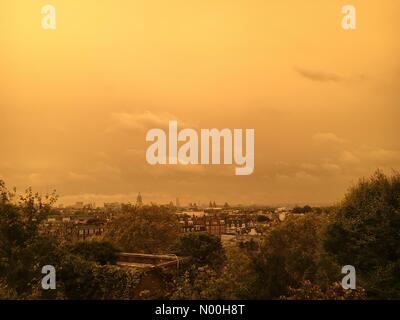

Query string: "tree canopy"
[[323, 170, 400, 298], [104, 205, 180, 254], [174, 232, 226, 268], [65, 241, 119, 265], [246, 214, 337, 299], [0, 180, 144, 299]]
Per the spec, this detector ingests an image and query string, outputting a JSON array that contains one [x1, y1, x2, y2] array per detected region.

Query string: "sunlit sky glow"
[[1, 0, 399, 205]]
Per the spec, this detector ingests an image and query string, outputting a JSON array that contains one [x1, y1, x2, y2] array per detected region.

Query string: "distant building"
[[40, 218, 105, 241], [83, 202, 96, 210], [66, 223, 105, 241], [136, 192, 143, 207], [104, 202, 121, 211], [205, 218, 226, 236], [72, 202, 84, 210], [179, 217, 226, 236], [177, 210, 206, 217]]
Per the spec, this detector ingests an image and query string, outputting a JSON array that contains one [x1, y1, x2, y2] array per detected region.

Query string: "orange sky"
[[1, 0, 399, 205]]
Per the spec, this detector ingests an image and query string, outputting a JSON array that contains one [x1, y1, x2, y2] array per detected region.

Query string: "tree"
[[0, 180, 61, 297], [104, 205, 180, 254], [283, 280, 366, 300], [174, 232, 225, 268], [56, 254, 142, 300], [65, 241, 119, 265], [256, 215, 269, 223], [323, 170, 400, 299], [246, 214, 337, 299], [167, 247, 253, 300], [292, 205, 313, 214], [0, 181, 147, 300]]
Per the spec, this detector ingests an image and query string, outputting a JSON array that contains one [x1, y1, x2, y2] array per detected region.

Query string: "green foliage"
[[168, 247, 253, 300], [324, 170, 400, 298], [174, 232, 225, 268], [0, 279, 17, 299], [66, 241, 119, 265], [0, 180, 60, 297], [292, 205, 313, 214], [104, 205, 180, 254], [283, 280, 366, 300], [219, 247, 254, 299], [2, 170, 399, 300], [168, 265, 223, 300], [256, 215, 269, 222], [247, 214, 337, 299], [0, 180, 143, 300], [57, 254, 142, 299], [238, 239, 259, 251]]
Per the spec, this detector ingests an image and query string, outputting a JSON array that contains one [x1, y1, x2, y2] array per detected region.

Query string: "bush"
[[283, 280, 366, 300], [66, 241, 119, 265], [174, 232, 225, 268], [167, 247, 252, 300], [0, 180, 144, 300], [247, 214, 337, 299], [57, 255, 142, 299], [324, 170, 400, 298]]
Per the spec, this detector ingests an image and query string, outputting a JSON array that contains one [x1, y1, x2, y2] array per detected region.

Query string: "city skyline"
[[55, 192, 334, 208]]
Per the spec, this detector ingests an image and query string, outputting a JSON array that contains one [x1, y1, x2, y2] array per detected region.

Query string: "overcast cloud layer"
[[1, 0, 399, 206]]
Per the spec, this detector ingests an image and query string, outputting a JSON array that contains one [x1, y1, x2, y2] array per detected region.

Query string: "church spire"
[[136, 192, 143, 207]]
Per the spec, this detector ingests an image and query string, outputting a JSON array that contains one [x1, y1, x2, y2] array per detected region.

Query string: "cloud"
[[67, 171, 92, 181], [28, 173, 42, 184], [299, 163, 318, 171], [88, 162, 122, 179], [294, 67, 343, 83], [321, 163, 341, 174], [109, 111, 169, 131], [294, 171, 318, 181], [275, 171, 318, 184], [313, 132, 345, 145], [108, 110, 193, 132], [339, 151, 360, 165], [367, 148, 400, 165]]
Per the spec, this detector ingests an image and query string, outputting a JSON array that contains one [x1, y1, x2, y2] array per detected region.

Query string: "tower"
[[136, 192, 143, 207]]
